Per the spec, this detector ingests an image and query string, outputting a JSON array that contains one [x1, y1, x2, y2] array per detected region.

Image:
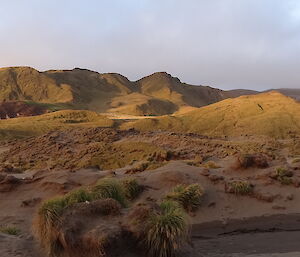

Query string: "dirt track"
[[192, 230, 300, 257]]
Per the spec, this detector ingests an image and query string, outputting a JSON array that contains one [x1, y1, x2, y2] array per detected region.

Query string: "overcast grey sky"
[[1, 0, 300, 90]]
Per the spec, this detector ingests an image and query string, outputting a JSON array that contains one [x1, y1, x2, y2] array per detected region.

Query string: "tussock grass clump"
[[122, 178, 143, 200], [65, 188, 92, 205], [226, 181, 253, 195], [0, 226, 20, 235], [146, 200, 187, 257], [166, 184, 204, 212], [34, 196, 67, 256], [92, 178, 127, 207], [34, 178, 136, 257]]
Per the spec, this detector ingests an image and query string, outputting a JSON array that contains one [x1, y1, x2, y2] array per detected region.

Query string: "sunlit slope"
[[0, 67, 73, 103], [0, 110, 114, 139], [121, 92, 300, 138]]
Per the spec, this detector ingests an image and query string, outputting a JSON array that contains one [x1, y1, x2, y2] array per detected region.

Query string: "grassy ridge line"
[[0, 110, 114, 140], [121, 92, 300, 138]]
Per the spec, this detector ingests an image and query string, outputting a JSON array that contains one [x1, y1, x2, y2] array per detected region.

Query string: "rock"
[[21, 198, 41, 207], [0, 176, 22, 192], [272, 205, 286, 210], [254, 192, 278, 202], [200, 168, 210, 176], [208, 202, 216, 207], [208, 174, 224, 183], [286, 193, 294, 201], [235, 154, 269, 169]]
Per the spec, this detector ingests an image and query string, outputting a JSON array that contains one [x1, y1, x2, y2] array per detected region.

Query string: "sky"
[[1, 0, 300, 90]]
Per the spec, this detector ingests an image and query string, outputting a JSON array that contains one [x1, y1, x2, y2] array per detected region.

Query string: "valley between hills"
[[0, 66, 300, 257]]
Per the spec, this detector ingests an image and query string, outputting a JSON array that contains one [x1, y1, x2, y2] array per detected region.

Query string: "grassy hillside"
[[0, 67, 73, 103], [137, 72, 256, 107], [121, 92, 300, 138], [0, 67, 257, 116], [0, 110, 114, 140]]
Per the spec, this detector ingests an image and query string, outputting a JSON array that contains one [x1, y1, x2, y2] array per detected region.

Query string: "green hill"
[[0, 67, 257, 116], [121, 92, 300, 138]]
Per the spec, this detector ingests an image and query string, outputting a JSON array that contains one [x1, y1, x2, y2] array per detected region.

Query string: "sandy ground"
[[0, 129, 299, 257]]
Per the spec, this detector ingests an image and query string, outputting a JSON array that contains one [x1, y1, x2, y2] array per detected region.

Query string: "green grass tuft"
[[65, 188, 93, 205], [166, 184, 204, 212], [122, 178, 143, 200], [92, 178, 127, 207], [146, 200, 187, 257]]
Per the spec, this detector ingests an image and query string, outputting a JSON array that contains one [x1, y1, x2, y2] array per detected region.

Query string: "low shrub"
[[276, 167, 293, 177], [226, 180, 253, 195], [0, 226, 20, 235], [122, 178, 143, 200], [275, 168, 293, 185], [91, 178, 127, 207], [166, 184, 204, 212], [145, 200, 187, 257]]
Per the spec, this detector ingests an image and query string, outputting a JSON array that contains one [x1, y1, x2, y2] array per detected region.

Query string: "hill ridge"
[[121, 92, 300, 138]]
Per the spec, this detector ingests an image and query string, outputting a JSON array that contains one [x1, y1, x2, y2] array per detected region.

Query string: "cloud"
[[0, 0, 299, 90]]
